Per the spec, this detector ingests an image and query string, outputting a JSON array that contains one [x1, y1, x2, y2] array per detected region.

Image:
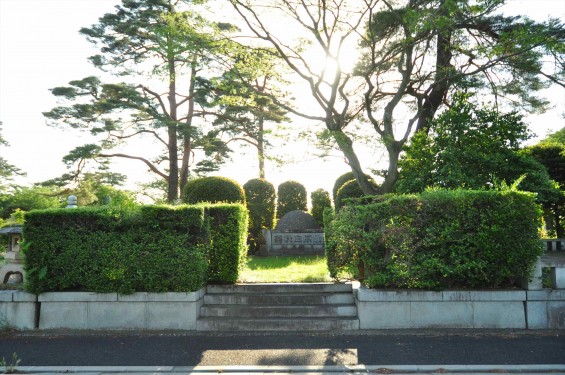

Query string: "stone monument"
[[262, 210, 324, 256]]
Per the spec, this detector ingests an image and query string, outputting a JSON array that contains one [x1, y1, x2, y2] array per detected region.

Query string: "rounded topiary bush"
[[183, 176, 245, 204], [335, 179, 380, 209], [243, 178, 276, 254], [276, 180, 307, 220], [332, 172, 356, 202], [310, 188, 332, 227]]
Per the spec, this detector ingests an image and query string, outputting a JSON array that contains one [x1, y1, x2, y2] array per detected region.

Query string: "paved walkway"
[[1, 330, 563, 373]]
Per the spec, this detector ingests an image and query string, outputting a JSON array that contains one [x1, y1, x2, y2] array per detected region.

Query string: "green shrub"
[[311, 189, 332, 227], [23, 203, 248, 293], [243, 179, 276, 254], [332, 172, 356, 202], [326, 190, 543, 289], [183, 176, 245, 205], [276, 181, 307, 220], [335, 179, 380, 209], [206, 204, 248, 284]]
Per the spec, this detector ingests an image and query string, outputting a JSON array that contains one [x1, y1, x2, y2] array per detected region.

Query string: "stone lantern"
[[0, 225, 23, 264], [0, 225, 24, 284]]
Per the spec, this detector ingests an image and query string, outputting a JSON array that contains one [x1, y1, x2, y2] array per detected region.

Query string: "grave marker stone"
[[262, 210, 324, 256]]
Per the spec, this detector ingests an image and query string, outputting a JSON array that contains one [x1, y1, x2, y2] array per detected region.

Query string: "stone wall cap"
[[358, 286, 527, 302], [527, 289, 565, 301], [117, 290, 205, 302], [39, 292, 118, 302]]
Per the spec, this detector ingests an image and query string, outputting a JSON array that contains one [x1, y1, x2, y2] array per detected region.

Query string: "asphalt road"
[[0, 330, 563, 367]]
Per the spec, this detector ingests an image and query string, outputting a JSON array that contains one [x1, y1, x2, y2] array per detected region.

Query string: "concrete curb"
[[14, 364, 565, 374]]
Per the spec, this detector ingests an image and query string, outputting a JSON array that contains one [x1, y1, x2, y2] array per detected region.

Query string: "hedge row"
[[23, 203, 248, 294], [325, 190, 543, 289]]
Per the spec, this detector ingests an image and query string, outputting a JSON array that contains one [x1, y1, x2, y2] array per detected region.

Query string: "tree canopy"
[[396, 94, 561, 206], [0, 122, 25, 194], [230, 0, 565, 195], [44, 0, 280, 202], [525, 127, 565, 236]]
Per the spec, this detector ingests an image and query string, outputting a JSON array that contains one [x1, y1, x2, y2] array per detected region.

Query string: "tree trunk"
[[415, 3, 453, 135], [378, 141, 402, 194], [179, 59, 197, 195], [332, 129, 379, 196], [257, 114, 265, 179], [555, 203, 564, 238], [166, 45, 179, 203]]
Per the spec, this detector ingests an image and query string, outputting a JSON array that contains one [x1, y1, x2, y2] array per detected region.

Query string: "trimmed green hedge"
[[206, 204, 248, 284], [183, 176, 246, 205], [325, 190, 543, 289], [23, 203, 248, 294]]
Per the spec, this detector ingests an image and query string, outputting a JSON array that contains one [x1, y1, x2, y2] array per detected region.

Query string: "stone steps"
[[197, 317, 360, 331], [200, 304, 358, 318], [197, 283, 359, 331]]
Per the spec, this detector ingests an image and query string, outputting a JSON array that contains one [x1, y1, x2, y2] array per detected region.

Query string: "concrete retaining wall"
[[38, 290, 205, 330], [0, 291, 36, 330], [526, 290, 565, 329], [356, 288, 528, 329], [1, 286, 563, 330]]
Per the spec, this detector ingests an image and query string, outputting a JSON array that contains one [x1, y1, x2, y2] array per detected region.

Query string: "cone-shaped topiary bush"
[[311, 188, 332, 227], [276, 180, 307, 220], [244, 178, 276, 254]]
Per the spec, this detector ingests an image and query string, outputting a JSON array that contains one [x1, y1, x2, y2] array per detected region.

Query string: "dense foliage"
[[332, 172, 356, 202], [397, 95, 560, 206], [325, 190, 543, 289], [231, 0, 565, 196], [525, 130, 565, 237], [310, 189, 332, 227], [43, 0, 268, 202], [206, 204, 249, 284], [0, 122, 25, 195], [183, 176, 245, 204], [243, 178, 276, 254], [335, 179, 380, 210], [23, 203, 248, 293], [0, 187, 61, 219], [276, 180, 307, 220]]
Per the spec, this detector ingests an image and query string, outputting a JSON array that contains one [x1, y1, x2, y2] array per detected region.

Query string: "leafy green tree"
[[44, 0, 241, 202], [231, 0, 565, 195], [542, 127, 565, 146], [213, 48, 290, 179], [0, 186, 61, 219], [397, 94, 561, 207], [276, 181, 307, 220], [38, 171, 134, 207], [525, 128, 565, 236], [0, 122, 25, 194]]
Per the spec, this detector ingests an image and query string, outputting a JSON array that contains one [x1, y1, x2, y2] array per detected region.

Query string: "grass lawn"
[[239, 255, 333, 283]]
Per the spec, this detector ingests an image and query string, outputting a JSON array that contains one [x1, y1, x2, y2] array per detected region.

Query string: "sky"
[[0, 0, 564, 201]]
